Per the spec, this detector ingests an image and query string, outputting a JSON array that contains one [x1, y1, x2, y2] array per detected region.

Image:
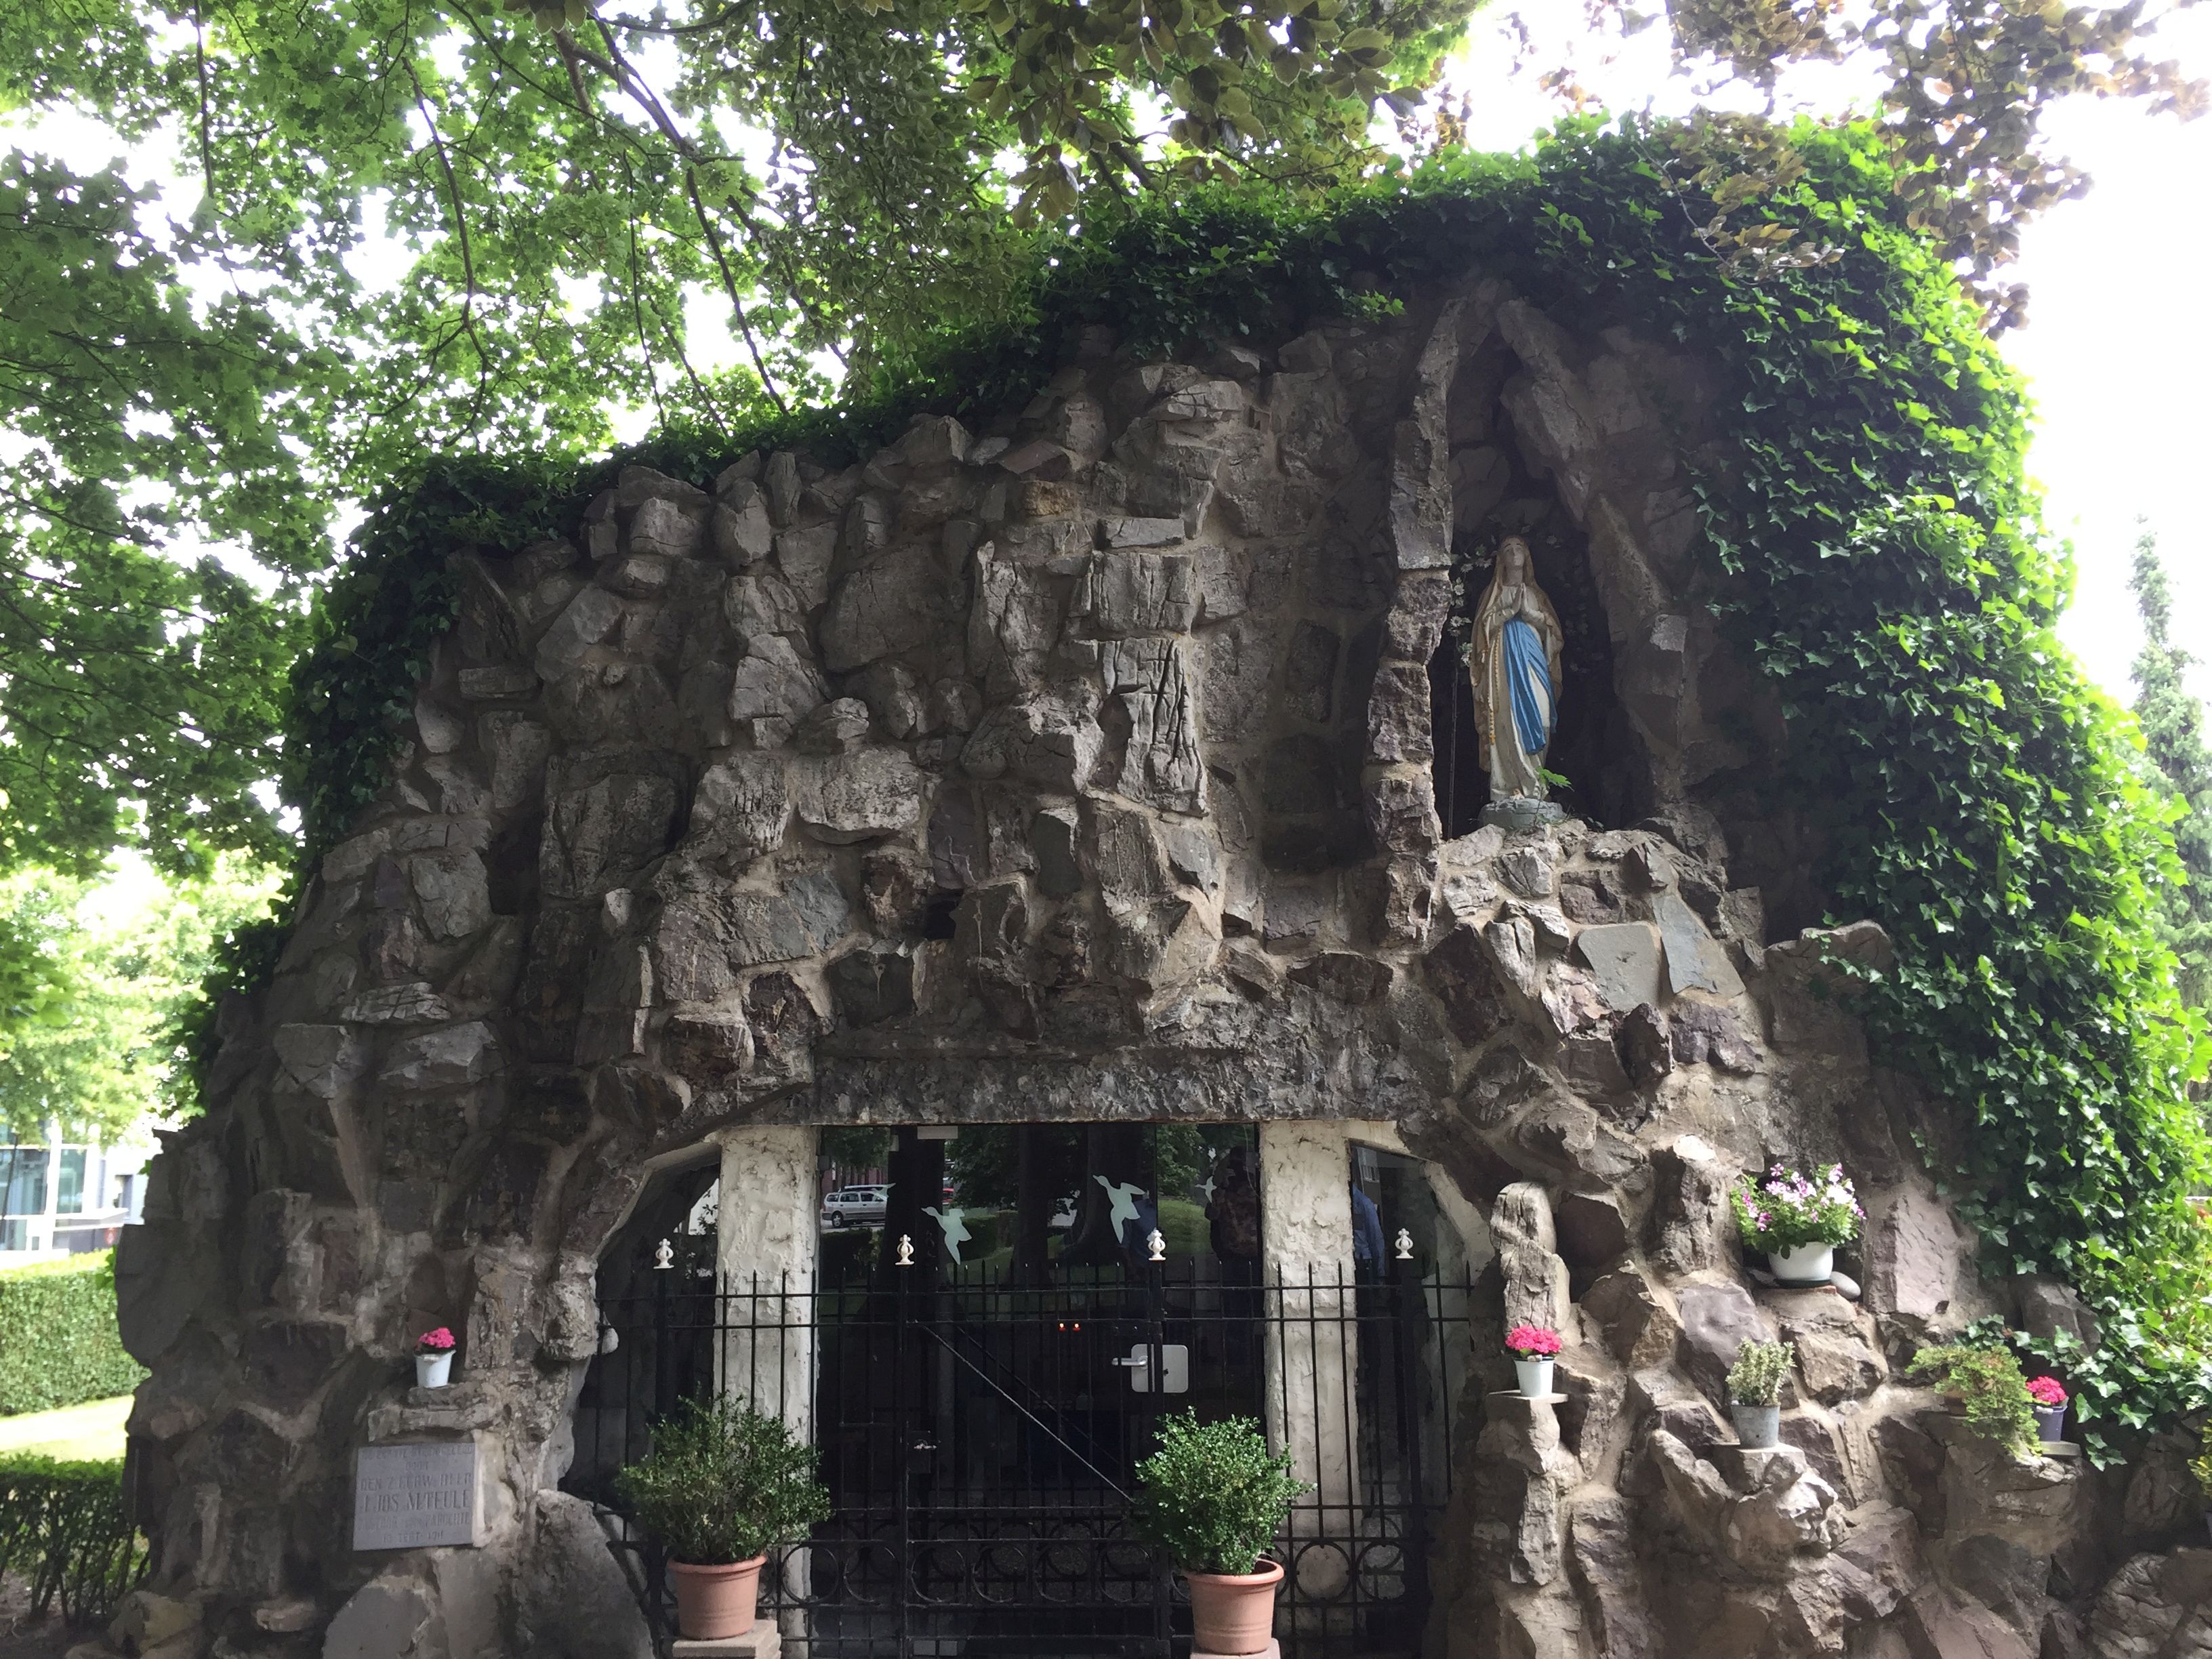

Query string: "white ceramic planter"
[[1768, 1243, 1835, 1284], [416, 1350, 453, 1388], [1514, 1357, 1555, 1398]]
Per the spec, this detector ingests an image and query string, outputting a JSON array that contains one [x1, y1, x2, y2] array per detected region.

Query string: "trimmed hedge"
[[0, 1455, 146, 1622], [0, 1252, 146, 1416]]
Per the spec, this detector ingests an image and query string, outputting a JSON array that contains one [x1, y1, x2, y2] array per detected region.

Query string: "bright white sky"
[[5, 8, 2209, 720]]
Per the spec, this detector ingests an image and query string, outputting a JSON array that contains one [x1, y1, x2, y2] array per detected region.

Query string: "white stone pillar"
[[714, 1124, 819, 1640], [1258, 1119, 1358, 1595], [713, 1125, 819, 1439]]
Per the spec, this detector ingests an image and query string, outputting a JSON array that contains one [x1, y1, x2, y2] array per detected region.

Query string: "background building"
[[0, 1120, 148, 1259]]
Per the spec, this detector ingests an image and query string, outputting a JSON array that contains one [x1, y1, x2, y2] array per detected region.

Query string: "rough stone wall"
[[101, 274, 2212, 1659]]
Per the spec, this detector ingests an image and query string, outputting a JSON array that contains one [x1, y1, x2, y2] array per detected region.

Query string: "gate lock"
[[1113, 1344, 1190, 1394]]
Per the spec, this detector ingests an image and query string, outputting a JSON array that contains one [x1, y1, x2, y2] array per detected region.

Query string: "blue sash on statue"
[[1502, 617, 1554, 757]]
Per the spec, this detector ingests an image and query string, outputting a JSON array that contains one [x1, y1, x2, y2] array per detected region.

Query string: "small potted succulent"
[[2026, 1376, 2068, 1444], [1506, 1324, 1562, 1398], [415, 1327, 456, 1389], [1727, 1339, 1794, 1448], [616, 1397, 832, 1640], [1732, 1163, 1864, 1285], [1131, 1412, 1306, 1657], [1906, 1343, 2039, 1458]]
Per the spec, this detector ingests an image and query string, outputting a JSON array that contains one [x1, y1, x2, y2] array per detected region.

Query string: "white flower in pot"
[[414, 1327, 455, 1388], [1732, 1163, 1862, 1285], [615, 1397, 832, 1641], [1130, 1412, 1308, 1657], [1727, 1338, 1794, 1448]]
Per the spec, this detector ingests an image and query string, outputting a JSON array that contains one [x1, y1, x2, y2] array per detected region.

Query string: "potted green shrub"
[[615, 1397, 832, 1639], [1732, 1163, 1863, 1284], [1727, 1339, 1793, 1448], [1906, 1343, 2038, 1458], [1131, 1412, 1307, 1656]]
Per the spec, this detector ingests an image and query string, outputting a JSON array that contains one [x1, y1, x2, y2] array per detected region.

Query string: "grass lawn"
[[0, 1394, 131, 1464]]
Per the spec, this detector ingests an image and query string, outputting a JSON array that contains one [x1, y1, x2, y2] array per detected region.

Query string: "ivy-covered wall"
[[208, 112, 2208, 1454]]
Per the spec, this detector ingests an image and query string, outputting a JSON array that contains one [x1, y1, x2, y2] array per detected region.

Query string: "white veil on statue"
[[1467, 537, 1565, 803]]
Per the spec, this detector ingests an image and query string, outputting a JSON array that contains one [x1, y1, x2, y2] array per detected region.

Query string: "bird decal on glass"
[[1092, 1176, 1147, 1244], [923, 1205, 972, 1264]]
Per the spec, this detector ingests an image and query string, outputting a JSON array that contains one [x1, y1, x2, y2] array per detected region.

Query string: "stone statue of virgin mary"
[[1467, 537, 1565, 817]]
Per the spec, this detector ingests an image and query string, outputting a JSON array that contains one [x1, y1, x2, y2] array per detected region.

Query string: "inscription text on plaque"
[[352, 1441, 480, 1550]]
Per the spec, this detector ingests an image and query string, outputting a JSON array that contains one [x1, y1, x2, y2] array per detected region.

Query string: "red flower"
[[1505, 1324, 1561, 1357], [417, 1327, 457, 1353], [2026, 1376, 2067, 1407]]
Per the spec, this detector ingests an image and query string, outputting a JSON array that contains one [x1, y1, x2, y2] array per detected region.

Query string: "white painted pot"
[[1768, 1243, 1835, 1284], [416, 1351, 453, 1388], [1514, 1357, 1555, 1398]]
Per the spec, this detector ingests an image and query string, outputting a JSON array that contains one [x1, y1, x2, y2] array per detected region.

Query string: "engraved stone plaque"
[[352, 1441, 479, 1550]]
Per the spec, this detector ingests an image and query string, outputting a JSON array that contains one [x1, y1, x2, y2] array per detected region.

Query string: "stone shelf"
[[672, 1627, 780, 1658], [366, 1385, 500, 1441]]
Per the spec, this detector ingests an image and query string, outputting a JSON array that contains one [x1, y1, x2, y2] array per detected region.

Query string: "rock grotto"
[[94, 270, 2212, 1659]]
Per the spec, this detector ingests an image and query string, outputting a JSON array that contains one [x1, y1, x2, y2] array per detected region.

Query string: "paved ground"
[[0, 1398, 129, 1465]]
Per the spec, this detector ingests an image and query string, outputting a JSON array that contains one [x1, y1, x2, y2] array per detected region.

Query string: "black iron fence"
[[568, 1254, 1474, 1659]]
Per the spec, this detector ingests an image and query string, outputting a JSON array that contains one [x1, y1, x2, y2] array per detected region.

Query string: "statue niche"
[[1467, 534, 1565, 829]]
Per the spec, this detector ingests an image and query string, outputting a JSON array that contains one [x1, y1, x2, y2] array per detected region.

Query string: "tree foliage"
[[2128, 527, 2212, 1016], [0, 155, 313, 878], [0, 0, 2201, 888], [0, 857, 280, 1143]]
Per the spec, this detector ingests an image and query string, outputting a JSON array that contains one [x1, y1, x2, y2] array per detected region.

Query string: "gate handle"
[[1111, 1355, 1149, 1367]]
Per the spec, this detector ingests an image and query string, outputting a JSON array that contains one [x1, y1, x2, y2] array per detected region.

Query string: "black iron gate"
[[569, 1252, 1471, 1658]]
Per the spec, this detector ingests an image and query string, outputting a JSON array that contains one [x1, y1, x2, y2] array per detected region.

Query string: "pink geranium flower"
[[2026, 1376, 2067, 1408], [1505, 1324, 1562, 1358], [417, 1327, 457, 1353]]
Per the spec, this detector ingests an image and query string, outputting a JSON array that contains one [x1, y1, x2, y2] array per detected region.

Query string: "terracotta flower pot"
[[668, 1556, 766, 1640], [1186, 1557, 1283, 1656]]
